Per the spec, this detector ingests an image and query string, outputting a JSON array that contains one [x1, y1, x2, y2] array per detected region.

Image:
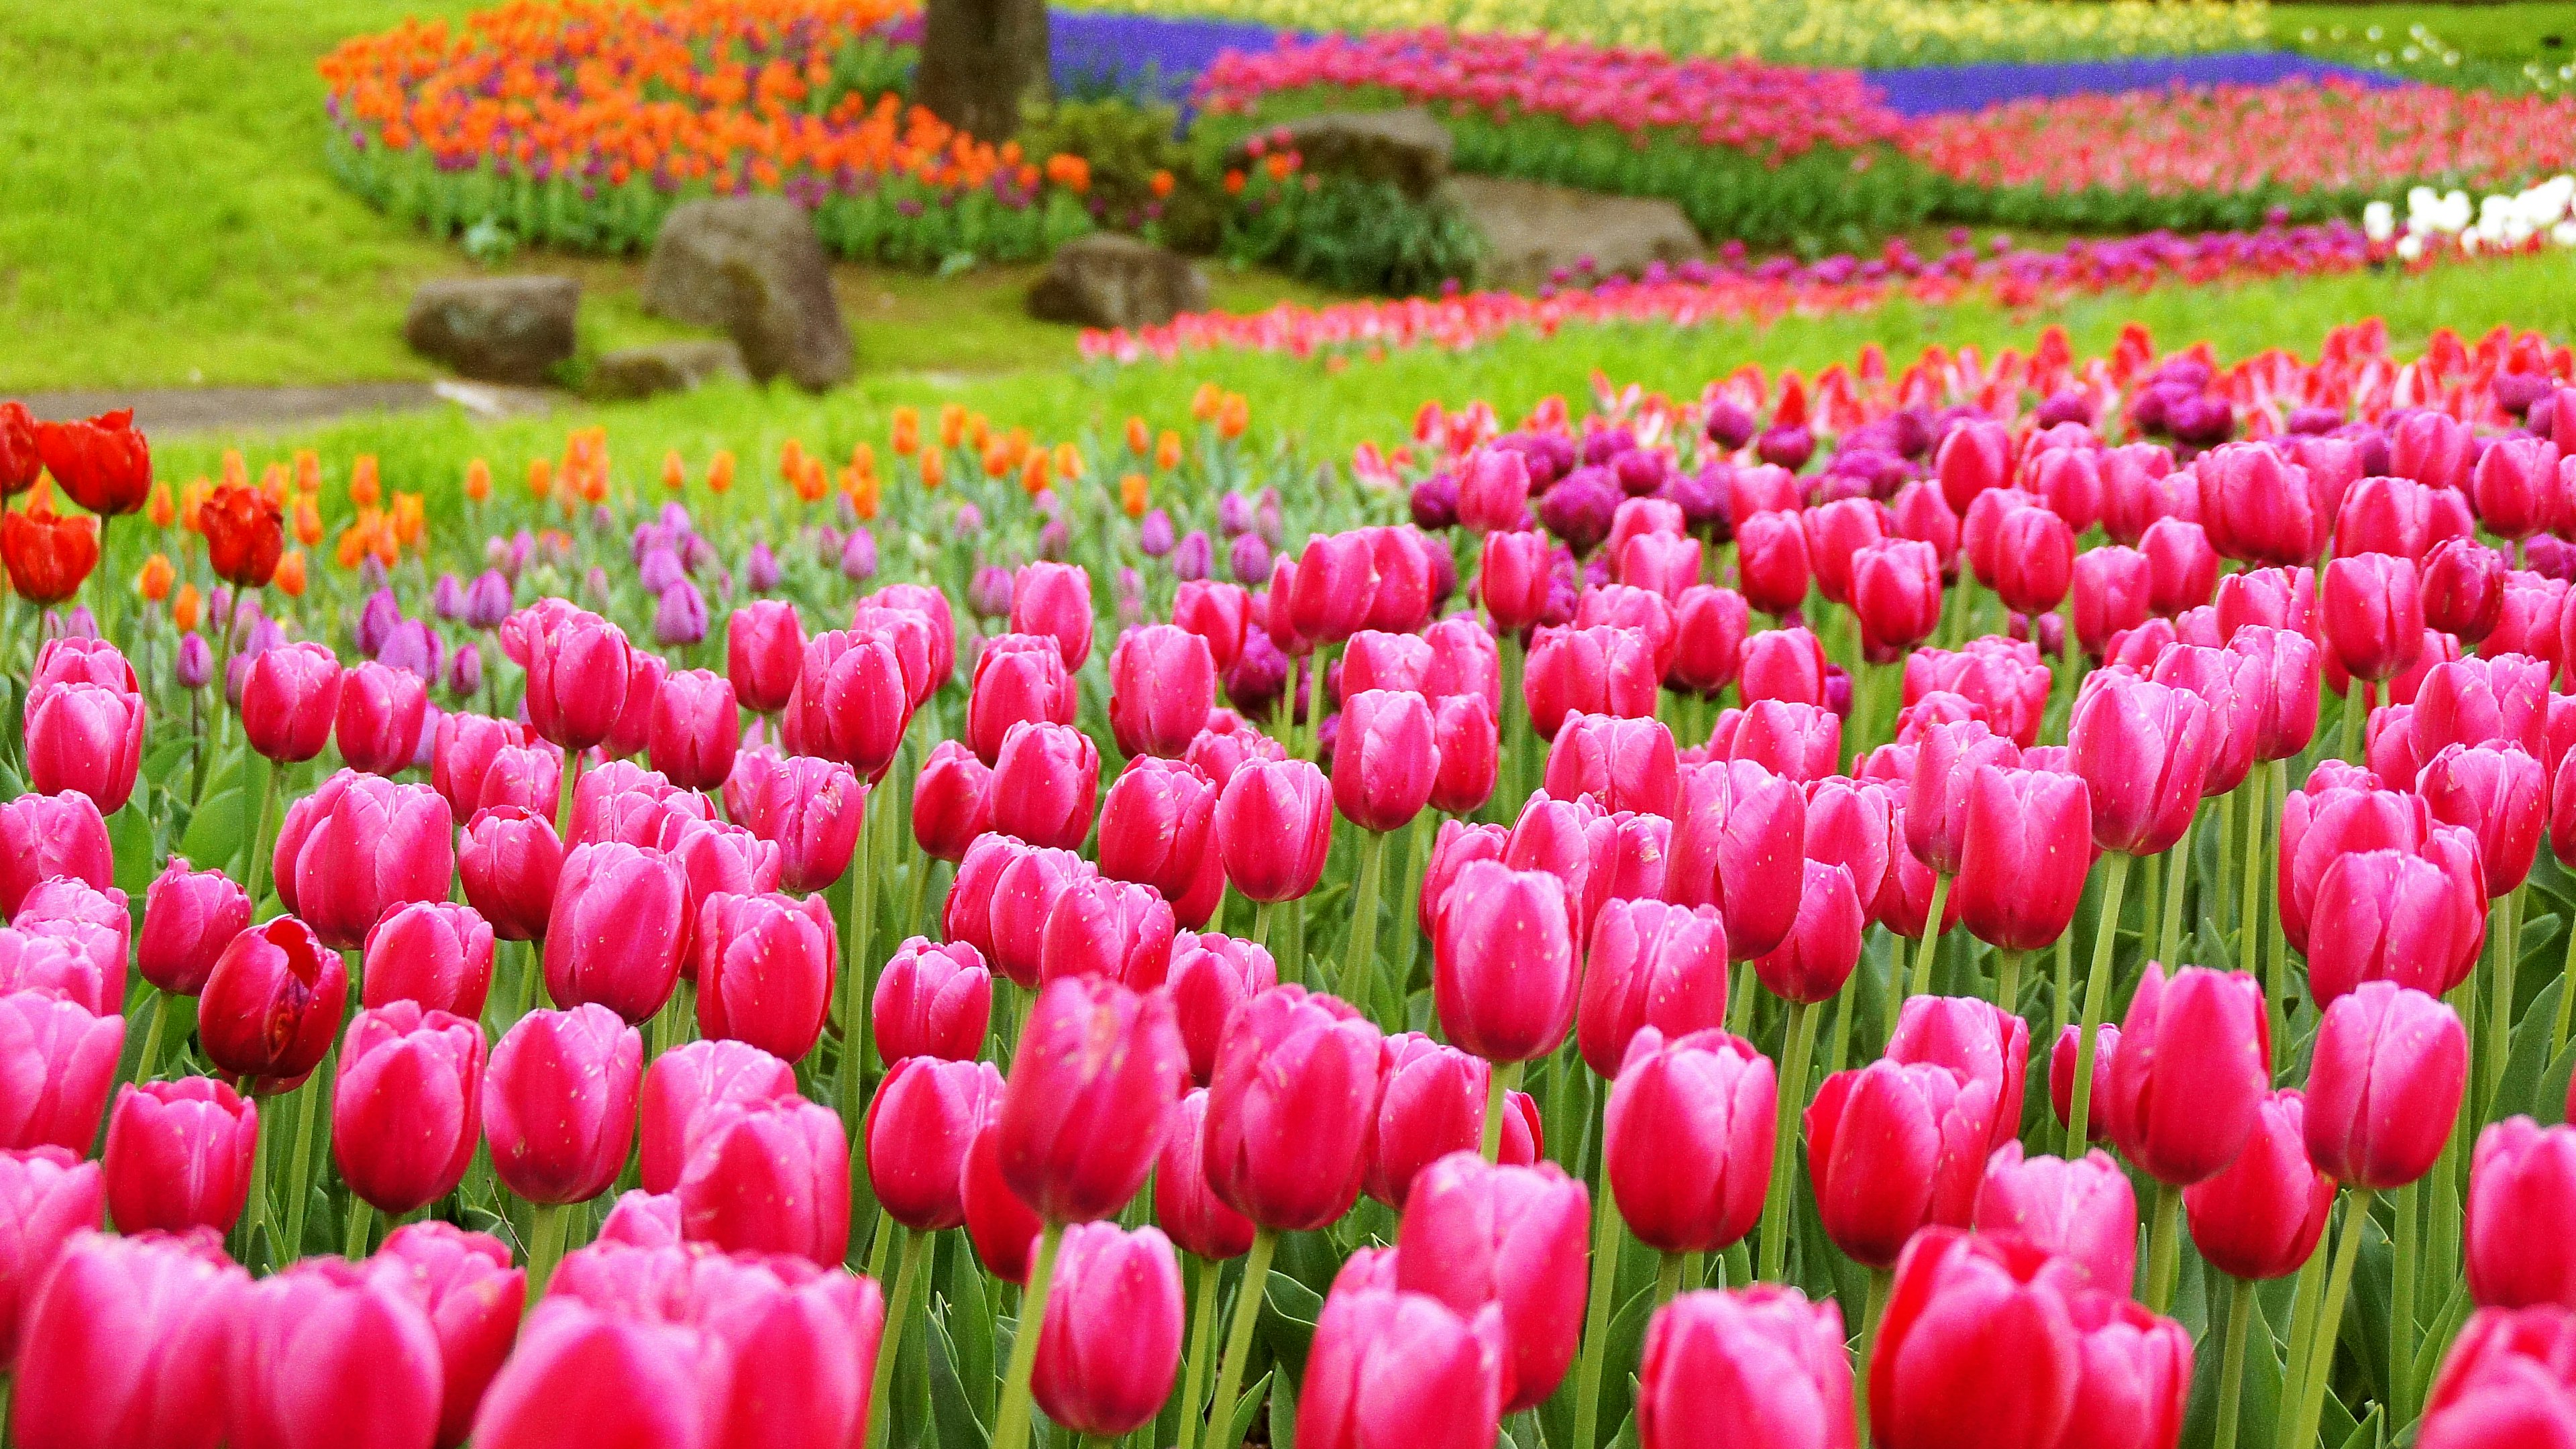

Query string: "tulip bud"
[[645, 669, 739, 792], [1605, 1028, 1773, 1254], [1750, 859, 1865, 1006], [1334, 688, 1440, 833], [13, 1230, 245, 1443], [1952, 765, 2090, 955], [2184, 1087, 2335, 1281], [23, 680, 144, 816], [1667, 585, 1749, 696], [458, 806, 562, 944], [226, 1256, 445, 1449], [694, 890, 837, 1062], [138, 857, 252, 996], [1205, 985, 1384, 1231], [2422, 742, 2548, 896], [1363, 1034, 1537, 1210], [543, 842, 686, 1026], [1012, 560, 1096, 668], [727, 599, 806, 714], [730, 750, 866, 894], [2305, 981, 2467, 1189], [271, 769, 455, 951], [1577, 900, 1727, 1076], [1109, 625, 1217, 760], [1434, 861, 1578, 1063], [792, 629, 912, 781], [1031, 1223, 1185, 1436], [101, 1077, 256, 1234], [2323, 552, 2426, 684], [486, 1004, 641, 1205], [968, 633, 1077, 765], [241, 641, 343, 763], [1806, 1060, 1996, 1269], [2068, 674, 2214, 855], [982, 841, 1087, 988], [1040, 875, 1176, 989], [1868, 1229, 2085, 1449], [1544, 713, 1679, 820], [2099, 963, 2270, 1187], [867, 1055, 1003, 1232], [518, 604, 635, 753], [1216, 757, 1333, 904], [912, 739, 994, 863], [1736, 511, 1812, 616], [874, 937, 991, 1063], [1525, 625, 1658, 741], [362, 900, 495, 1018], [988, 720, 1099, 851], [334, 660, 429, 777], [199, 916, 343, 1093], [1638, 1285, 1850, 1449], [1479, 529, 1555, 632], [676, 1095, 851, 1266], [1396, 1150, 1590, 1411], [368, 1222, 527, 1449], [998, 977, 1187, 1222], [335, 1002, 486, 1216], [1853, 538, 1943, 659], [2468, 1118, 2576, 1309], [1973, 1143, 2137, 1291]]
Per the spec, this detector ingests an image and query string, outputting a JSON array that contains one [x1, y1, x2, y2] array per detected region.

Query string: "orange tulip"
[[172, 583, 202, 633], [293, 449, 321, 496], [709, 450, 736, 494], [939, 403, 967, 449], [853, 473, 881, 520], [1191, 382, 1222, 420], [147, 482, 178, 529], [220, 449, 248, 492], [662, 450, 687, 492], [1052, 441, 1083, 482], [527, 457, 553, 500], [351, 455, 381, 509], [892, 406, 920, 457], [138, 553, 175, 602], [780, 438, 807, 482], [919, 446, 945, 490], [392, 492, 426, 546], [276, 550, 308, 598], [1155, 430, 1183, 471], [465, 458, 492, 502], [1218, 392, 1250, 440], [1125, 416, 1151, 455], [1120, 473, 1149, 518], [293, 497, 323, 548]]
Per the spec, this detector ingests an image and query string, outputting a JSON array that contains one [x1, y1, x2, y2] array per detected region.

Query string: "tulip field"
[[9, 305, 2576, 1449]]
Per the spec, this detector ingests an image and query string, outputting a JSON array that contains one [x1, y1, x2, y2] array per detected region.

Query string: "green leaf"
[[142, 735, 196, 790], [2332, 1405, 2380, 1449], [946, 1234, 996, 1421], [1258, 1269, 1323, 1387], [1267, 1366, 1298, 1449], [1222, 1369, 1271, 1449], [924, 1313, 991, 1449], [178, 786, 248, 878], [109, 802, 157, 900], [2496, 978, 2564, 1125]]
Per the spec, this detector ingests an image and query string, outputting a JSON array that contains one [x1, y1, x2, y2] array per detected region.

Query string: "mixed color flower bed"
[[9, 311, 2576, 1446]]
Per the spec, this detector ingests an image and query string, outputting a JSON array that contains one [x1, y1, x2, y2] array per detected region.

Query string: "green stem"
[[1392, 813, 1432, 997], [1248, 900, 1274, 952], [525, 1200, 573, 1301], [1176, 1254, 1222, 1449], [555, 751, 584, 853], [1479, 1060, 1516, 1162], [2053, 924, 2075, 1046], [1572, 1098, 1622, 1449], [242, 760, 283, 908], [2267, 758, 2292, 1037], [2485, 885, 2522, 1114], [2243, 769, 2279, 1059], [2066, 852, 2133, 1155], [283, 1064, 324, 1260], [2339, 682, 2366, 764], [1856, 1267, 1894, 1444], [2143, 1180, 2183, 1313], [991, 1222, 1068, 1449], [1654, 1251, 1684, 1305], [1906, 875, 1951, 1000], [2215, 1277, 2255, 1449], [2216, 784, 2238, 949], [1994, 949, 2024, 1022], [2392, 1179, 2419, 1426], [344, 1198, 375, 1260], [1821, 969, 1858, 1086], [1201, 1227, 1277, 1449], [1758, 1000, 1819, 1281], [133, 988, 170, 1086], [2274, 1230, 2329, 1449], [866, 1226, 928, 1449], [904, 847, 933, 945], [2553, 894, 2576, 1059], [1336, 829, 1388, 1009], [840, 787, 876, 1142], [2289, 1189, 2375, 1449], [1501, 632, 1530, 822]]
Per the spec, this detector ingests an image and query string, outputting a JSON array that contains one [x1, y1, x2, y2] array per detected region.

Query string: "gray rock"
[[1267, 108, 1453, 199], [1446, 176, 1703, 290], [1026, 234, 1211, 329], [642, 197, 853, 392], [590, 340, 749, 400], [402, 276, 580, 386]]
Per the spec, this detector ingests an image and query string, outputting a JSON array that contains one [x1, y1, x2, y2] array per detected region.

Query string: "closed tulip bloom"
[[2416, 653, 2551, 763], [1110, 625, 1217, 760], [103, 1078, 255, 1234], [1619, 531, 1702, 601], [963, 1116, 1046, 1283], [852, 600, 940, 710], [1173, 581, 1252, 672], [1751, 859, 1864, 1005], [1805, 1061, 1997, 1269], [1040, 875, 1177, 989], [2057, 1289, 2194, 1449], [543, 842, 686, 1026], [1217, 757, 1333, 903], [1936, 419, 2012, 514], [271, 770, 455, 950], [1728, 700, 1839, 785], [138, 856, 252, 996], [1289, 532, 1383, 646], [2229, 625, 2323, 763], [1886, 996, 2029, 1156], [2279, 780, 2447, 949], [486, 1004, 641, 1205], [241, 641, 343, 763], [2308, 847, 2486, 1004], [1159, 1087, 1256, 1258], [968, 633, 1077, 765], [1032, 1222, 1185, 1436], [674, 1093, 850, 1265], [362, 900, 494, 1018], [1735, 510, 1812, 616], [1953, 765, 2090, 954], [2469, 1118, 2576, 1309], [475, 741, 565, 820], [1803, 497, 1892, 608], [368, 1223, 526, 1449], [1205, 984, 1385, 1231], [458, 806, 563, 943], [912, 739, 995, 863], [989, 720, 1099, 851], [335, 1002, 486, 1216], [1434, 861, 1578, 1063], [1479, 529, 1554, 632], [1096, 757, 1216, 909], [2139, 517, 2218, 617], [1297, 1287, 1505, 1449], [1907, 718, 2021, 877], [1869, 1228, 2084, 1449], [1013, 560, 1096, 668], [8, 885, 123, 1017], [1853, 538, 1942, 659], [2050, 1023, 2121, 1144], [2183, 1087, 2335, 1281], [1974, 1144, 2137, 1291], [867, 1055, 1003, 1232], [1421, 818, 1509, 938], [793, 629, 911, 781], [1990, 504, 2076, 616], [1335, 688, 1441, 833], [23, 680, 143, 815], [2306, 981, 2467, 1189], [2416, 1304, 2576, 1449], [1605, 1027, 1774, 1254], [730, 751, 865, 894], [999, 977, 1187, 1222], [983, 843, 1087, 988], [0, 1147, 103, 1368], [1544, 713, 1679, 820], [13, 1229, 244, 1449], [2071, 547, 2151, 660], [1364, 1034, 1538, 1209], [1429, 693, 1500, 816], [2101, 963, 2269, 1187], [468, 1297, 705, 1449], [333, 661, 428, 777], [198, 916, 342, 1093], [1738, 627, 1828, 708], [2422, 743, 2548, 895], [645, 669, 739, 792], [1638, 1285, 1853, 1449], [519, 605, 634, 753], [694, 890, 836, 1061], [1668, 585, 1750, 696], [1456, 447, 1534, 535], [629, 1044, 796, 1205], [2335, 474, 2460, 561], [2068, 674, 2213, 855], [227, 1255, 443, 1449], [2422, 537, 2509, 646], [1664, 759, 1807, 961], [1525, 625, 1658, 739], [1165, 932, 1276, 1087], [1578, 900, 1727, 1075], [2198, 442, 2322, 566], [874, 937, 991, 1062], [2476, 435, 2559, 540], [2323, 553, 2426, 684], [431, 714, 527, 822], [1397, 1150, 1588, 1410], [727, 599, 806, 714], [1423, 616, 1502, 713]]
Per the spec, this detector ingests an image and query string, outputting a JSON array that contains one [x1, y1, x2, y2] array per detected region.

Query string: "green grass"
[[2271, 2, 2576, 89]]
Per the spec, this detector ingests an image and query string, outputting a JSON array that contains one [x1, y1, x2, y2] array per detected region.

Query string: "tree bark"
[[916, 0, 1050, 143]]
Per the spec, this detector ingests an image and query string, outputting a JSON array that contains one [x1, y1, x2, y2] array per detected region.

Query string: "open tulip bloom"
[[21, 313, 2576, 1449]]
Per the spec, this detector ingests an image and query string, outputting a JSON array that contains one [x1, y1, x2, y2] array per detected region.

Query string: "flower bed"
[[319, 0, 1094, 265]]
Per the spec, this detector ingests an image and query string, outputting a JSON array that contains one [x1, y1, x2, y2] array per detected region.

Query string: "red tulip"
[[968, 633, 1077, 765], [1216, 757, 1333, 903], [1577, 900, 1727, 1075], [8, 882, 122, 1016], [227, 1255, 444, 1449], [2422, 742, 2548, 895], [0, 1147, 103, 1367], [1167, 930, 1277, 1087], [2470, 1118, 2576, 1309], [2306, 847, 2485, 1004], [2197, 442, 2322, 566], [1638, 1285, 1852, 1449], [1173, 580, 1252, 672], [1426, 692, 1499, 816], [136, 857, 250, 997], [1937, 419, 2012, 514], [905, 739, 992, 863], [2475, 435, 2559, 540], [198, 916, 341, 1093], [1298, 1286, 1506, 1449], [362, 900, 494, 1018], [1869, 1228, 2084, 1449], [102, 1077, 254, 1234], [2100, 962, 2269, 1187], [2071, 547, 2150, 660], [999, 977, 1187, 1222], [1908, 718, 2021, 877], [694, 890, 837, 1061], [458, 806, 562, 944], [2336, 474, 2465, 561], [1989, 504, 2076, 616], [1605, 1027, 1774, 1254], [1738, 627, 1827, 708], [332, 661, 427, 778], [676, 1093, 849, 1265], [1334, 688, 1440, 833], [1479, 529, 1554, 632], [2068, 674, 2213, 855], [867, 1054, 1003, 1232], [987, 720, 1098, 851], [724, 598, 805, 714], [1396, 1150, 1590, 1411], [1288, 533, 1380, 646], [1849, 537, 1941, 659], [1458, 447, 1532, 535], [1110, 625, 1217, 760], [2423, 537, 2508, 647], [1952, 764, 2090, 954], [1424, 616, 1501, 711], [643, 669, 738, 792], [34, 409, 150, 517], [1805, 1060, 1996, 1269], [2057, 1289, 2194, 1449], [1158, 1087, 1256, 1258], [963, 1114, 1046, 1283], [1525, 625, 1658, 740], [1039, 875, 1176, 989], [543, 841, 686, 1026], [1750, 859, 1864, 1005], [2322, 552, 2426, 684], [1363, 1034, 1538, 1209], [2417, 1304, 2576, 1449], [983, 841, 1087, 988], [2305, 981, 2467, 1189], [241, 641, 343, 763], [486, 1004, 641, 1205], [1904, 639, 2051, 748], [1975, 1142, 2137, 1291], [1014, 560, 1097, 667], [1031, 1222, 1185, 1435], [272, 769, 454, 951], [793, 629, 912, 781], [2182, 1086, 2334, 1281], [1619, 531, 1702, 601], [1668, 585, 1749, 695], [1205, 984, 1385, 1230], [517, 605, 635, 754], [368, 1222, 526, 1449], [467, 1297, 705, 1449], [1887, 996, 2027, 1155], [334, 1002, 484, 1216], [14, 1229, 244, 1447], [874, 936, 991, 1063], [636, 1038, 796, 1195], [1665, 759, 1807, 960], [1434, 861, 1578, 1063], [729, 749, 865, 894]]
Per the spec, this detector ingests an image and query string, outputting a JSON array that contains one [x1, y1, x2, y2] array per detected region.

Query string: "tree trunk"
[[916, 0, 1050, 143]]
